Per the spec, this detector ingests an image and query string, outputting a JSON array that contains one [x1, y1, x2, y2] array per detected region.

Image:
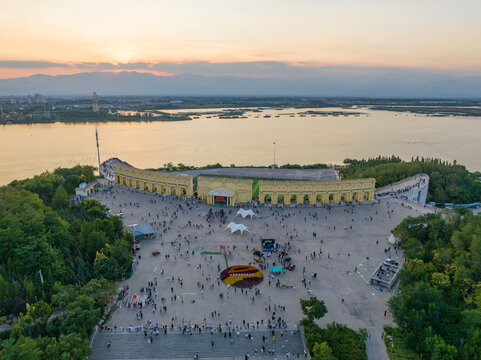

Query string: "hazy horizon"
[[1, 0, 481, 81], [2, 68, 481, 97]]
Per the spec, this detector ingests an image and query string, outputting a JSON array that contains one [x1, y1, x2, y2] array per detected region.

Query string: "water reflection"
[[0, 108, 480, 185]]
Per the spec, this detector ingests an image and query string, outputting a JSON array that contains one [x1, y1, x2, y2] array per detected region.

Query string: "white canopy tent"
[[236, 209, 258, 219], [225, 222, 249, 234], [388, 233, 397, 244]]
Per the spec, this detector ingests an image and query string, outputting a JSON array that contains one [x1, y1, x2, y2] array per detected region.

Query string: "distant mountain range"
[[1, 70, 481, 97]]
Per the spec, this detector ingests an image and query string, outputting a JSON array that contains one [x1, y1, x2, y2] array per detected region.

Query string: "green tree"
[[0, 273, 10, 299], [431, 272, 451, 290], [300, 297, 328, 320], [109, 238, 132, 274], [0, 336, 43, 360], [425, 334, 458, 360], [323, 322, 367, 360], [45, 333, 91, 360], [52, 285, 78, 309], [80, 278, 116, 308], [93, 256, 121, 280], [461, 328, 481, 360], [60, 295, 101, 338], [51, 185, 69, 209], [0, 166, 132, 359], [312, 342, 336, 360]]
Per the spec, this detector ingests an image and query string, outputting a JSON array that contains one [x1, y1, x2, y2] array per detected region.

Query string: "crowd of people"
[[90, 182, 406, 359], [375, 174, 428, 199]]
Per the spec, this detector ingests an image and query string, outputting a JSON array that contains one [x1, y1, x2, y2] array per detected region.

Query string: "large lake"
[[1, 107, 480, 185]]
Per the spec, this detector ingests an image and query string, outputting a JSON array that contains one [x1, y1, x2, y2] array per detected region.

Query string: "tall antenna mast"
[[273, 141, 276, 165], [92, 92, 99, 112], [96, 128, 101, 176]]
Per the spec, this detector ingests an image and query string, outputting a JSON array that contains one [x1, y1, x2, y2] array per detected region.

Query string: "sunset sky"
[[1, 0, 481, 79]]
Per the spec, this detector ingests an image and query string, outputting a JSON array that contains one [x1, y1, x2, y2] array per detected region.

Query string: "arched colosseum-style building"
[[113, 164, 375, 206], [114, 164, 194, 197], [258, 178, 375, 205], [197, 176, 253, 206]]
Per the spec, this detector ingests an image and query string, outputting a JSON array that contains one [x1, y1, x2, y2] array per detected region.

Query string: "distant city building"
[[34, 93, 46, 104], [117, 110, 155, 117], [9, 94, 46, 105], [92, 92, 99, 112], [117, 110, 137, 116]]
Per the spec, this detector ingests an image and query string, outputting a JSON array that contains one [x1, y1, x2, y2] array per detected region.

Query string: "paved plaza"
[[89, 185, 433, 359]]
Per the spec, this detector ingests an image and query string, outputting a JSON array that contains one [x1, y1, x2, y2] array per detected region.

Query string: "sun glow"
[[0, 0, 481, 78]]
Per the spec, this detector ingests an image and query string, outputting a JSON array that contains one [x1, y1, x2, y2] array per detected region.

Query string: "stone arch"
[[264, 194, 272, 203], [303, 194, 309, 204], [365, 190, 373, 201], [290, 194, 297, 204], [278, 194, 285, 204]]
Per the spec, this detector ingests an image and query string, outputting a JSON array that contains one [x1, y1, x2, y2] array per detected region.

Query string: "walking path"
[[375, 173, 429, 204], [365, 327, 389, 360]]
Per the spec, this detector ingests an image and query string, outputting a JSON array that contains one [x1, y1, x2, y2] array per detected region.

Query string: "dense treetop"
[[0, 166, 132, 359], [388, 209, 481, 359]]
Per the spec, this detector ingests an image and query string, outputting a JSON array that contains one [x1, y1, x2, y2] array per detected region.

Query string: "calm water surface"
[[1, 107, 480, 185]]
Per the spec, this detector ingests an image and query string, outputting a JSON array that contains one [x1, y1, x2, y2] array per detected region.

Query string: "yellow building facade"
[[197, 176, 252, 206], [258, 178, 375, 205], [114, 164, 194, 197], [113, 164, 375, 206]]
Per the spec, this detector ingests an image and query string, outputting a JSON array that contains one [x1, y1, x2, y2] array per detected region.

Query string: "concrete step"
[[89, 331, 305, 359]]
